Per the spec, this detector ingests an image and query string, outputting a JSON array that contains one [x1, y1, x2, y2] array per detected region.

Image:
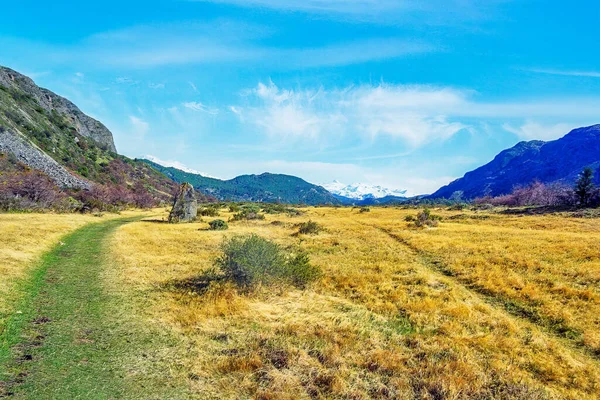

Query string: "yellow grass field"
[[111, 207, 600, 399]]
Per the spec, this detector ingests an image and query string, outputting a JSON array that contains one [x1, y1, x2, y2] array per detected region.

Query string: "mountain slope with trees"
[[141, 159, 341, 205]]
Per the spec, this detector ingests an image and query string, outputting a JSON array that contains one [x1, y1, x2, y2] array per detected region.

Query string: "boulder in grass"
[[169, 182, 197, 223]]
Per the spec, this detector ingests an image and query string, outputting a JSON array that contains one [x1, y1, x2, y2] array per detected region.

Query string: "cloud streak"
[[527, 68, 600, 78], [190, 0, 508, 24], [182, 101, 219, 115], [0, 22, 433, 69]]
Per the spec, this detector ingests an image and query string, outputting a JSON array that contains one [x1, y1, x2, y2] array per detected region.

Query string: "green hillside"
[[141, 159, 340, 205]]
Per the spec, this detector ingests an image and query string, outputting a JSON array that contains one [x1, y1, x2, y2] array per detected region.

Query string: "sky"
[[1, 0, 599, 195]]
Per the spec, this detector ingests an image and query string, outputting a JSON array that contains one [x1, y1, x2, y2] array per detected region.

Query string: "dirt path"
[[0, 218, 190, 399]]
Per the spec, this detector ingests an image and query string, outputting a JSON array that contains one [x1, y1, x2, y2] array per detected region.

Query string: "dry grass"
[[111, 207, 600, 399]]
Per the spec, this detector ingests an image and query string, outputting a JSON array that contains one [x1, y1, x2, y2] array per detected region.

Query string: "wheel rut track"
[[369, 223, 600, 363]]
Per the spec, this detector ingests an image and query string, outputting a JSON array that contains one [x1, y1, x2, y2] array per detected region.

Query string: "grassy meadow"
[[107, 206, 600, 399]]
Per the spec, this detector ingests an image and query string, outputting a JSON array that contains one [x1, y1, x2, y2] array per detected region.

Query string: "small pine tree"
[[575, 167, 595, 207]]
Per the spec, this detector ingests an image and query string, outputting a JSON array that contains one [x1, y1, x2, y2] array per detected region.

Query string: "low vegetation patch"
[[297, 220, 325, 235], [215, 234, 320, 289], [262, 203, 304, 216], [198, 206, 220, 217], [208, 219, 229, 230], [407, 208, 442, 227], [231, 204, 265, 221], [359, 206, 371, 213]]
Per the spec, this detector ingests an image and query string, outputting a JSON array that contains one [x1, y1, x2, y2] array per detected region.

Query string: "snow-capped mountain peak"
[[321, 181, 408, 200]]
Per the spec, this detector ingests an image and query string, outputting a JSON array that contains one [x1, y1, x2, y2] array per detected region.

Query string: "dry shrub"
[[215, 234, 321, 289], [297, 220, 325, 235], [411, 208, 441, 228]]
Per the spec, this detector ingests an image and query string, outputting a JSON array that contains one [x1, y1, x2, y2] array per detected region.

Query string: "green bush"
[[297, 220, 324, 235], [228, 204, 241, 213], [359, 206, 371, 213], [215, 234, 320, 289], [232, 205, 265, 221], [209, 219, 229, 230], [199, 206, 220, 217], [412, 208, 442, 227], [262, 203, 288, 214]]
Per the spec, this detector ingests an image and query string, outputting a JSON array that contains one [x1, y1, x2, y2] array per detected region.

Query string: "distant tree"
[[575, 167, 595, 207]]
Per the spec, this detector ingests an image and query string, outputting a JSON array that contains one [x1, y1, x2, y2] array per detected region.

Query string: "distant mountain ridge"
[[431, 124, 600, 199], [141, 159, 341, 205]]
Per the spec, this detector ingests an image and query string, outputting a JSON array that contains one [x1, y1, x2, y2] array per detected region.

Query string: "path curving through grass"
[[0, 218, 190, 399]]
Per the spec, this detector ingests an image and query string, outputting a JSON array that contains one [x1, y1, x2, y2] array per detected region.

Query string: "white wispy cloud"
[[277, 39, 435, 68], [148, 83, 165, 89], [189, 0, 506, 24], [129, 116, 150, 138], [182, 101, 219, 115], [239, 81, 467, 147], [526, 68, 600, 78], [0, 22, 433, 69], [235, 80, 600, 146], [502, 121, 576, 141]]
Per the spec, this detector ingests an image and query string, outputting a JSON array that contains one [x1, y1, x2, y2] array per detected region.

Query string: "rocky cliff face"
[[0, 66, 116, 152], [0, 129, 90, 189], [431, 124, 600, 199]]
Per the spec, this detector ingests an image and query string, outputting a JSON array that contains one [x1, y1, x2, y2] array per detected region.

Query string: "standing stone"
[[169, 183, 198, 223]]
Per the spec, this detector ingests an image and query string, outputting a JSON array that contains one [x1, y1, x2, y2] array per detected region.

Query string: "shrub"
[[209, 219, 229, 230], [286, 208, 304, 217], [359, 206, 371, 213], [229, 204, 241, 213], [473, 181, 575, 208], [447, 203, 466, 211], [412, 208, 441, 228], [297, 220, 324, 235], [199, 206, 220, 217], [262, 203, 288, 214], [215, 234, 320, 289], [232, 205, 265, 221], [404, 215, 415, 222]]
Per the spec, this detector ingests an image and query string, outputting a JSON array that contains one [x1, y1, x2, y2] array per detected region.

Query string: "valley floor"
[[1, 207, 600, 399]]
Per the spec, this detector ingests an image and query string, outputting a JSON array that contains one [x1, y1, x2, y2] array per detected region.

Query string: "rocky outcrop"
[[0, 66, 117, 152], [169, 183, 198, 223], [0, 129, 91, 190]]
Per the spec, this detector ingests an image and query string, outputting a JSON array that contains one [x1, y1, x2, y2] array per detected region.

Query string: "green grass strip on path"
[[0, 217, 190, 399]]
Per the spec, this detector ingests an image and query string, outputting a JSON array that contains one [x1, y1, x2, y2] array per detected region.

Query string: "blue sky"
[[1, 0, 599, 194]]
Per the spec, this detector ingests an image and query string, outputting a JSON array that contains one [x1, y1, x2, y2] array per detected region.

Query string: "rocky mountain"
[[431, 124, 600, 199], [322, 180, 408, 201], [142, 159, 341, 205], [0, 65, 181, 209], [0, 67, 116, 152]]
